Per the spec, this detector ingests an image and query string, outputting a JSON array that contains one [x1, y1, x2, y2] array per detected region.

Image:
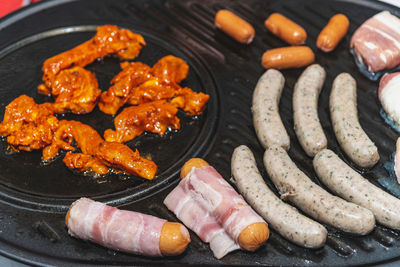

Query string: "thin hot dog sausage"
[[252, 69, 290, 150], [215, 10, 255, 44], [264, 13, 307, 45], [314, 149, 400, 230], [330, 73, 379, 168], [293, 64, 327, 157], [181, 158, 269, 251], [264, 145, 375, 235], [65, 197, 190, 256], [231, 145, 327, 248], [317, 14, 349, 52], [262, 46, 315, 70], [159, 222, 192, 256]]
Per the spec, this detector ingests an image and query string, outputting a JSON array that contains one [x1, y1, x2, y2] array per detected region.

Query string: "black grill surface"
[[0, 0, 400, 266]]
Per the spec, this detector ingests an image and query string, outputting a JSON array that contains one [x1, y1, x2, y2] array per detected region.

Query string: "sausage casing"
[[264, 145, 375, 235], [232, 145, 327, 248], [264, 13, 307, 45], [317, 14, 349, 52], [314, 149, 400, 230], [252, 69, 290, 150], [215, 10, 255, 44], [293, 64, 327, 157], [330, 73, 379, 168], [262, 46, 315, 70]]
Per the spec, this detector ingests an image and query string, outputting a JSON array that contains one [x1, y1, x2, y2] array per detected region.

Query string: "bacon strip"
[[395, 138, 400, 184], [351, 11, 400, 73], [67, 197, 165, 256], [164, 183, 239, 259], [378, 72, 400, 127], [379, 72, 400, 183], [164, 166, 265, 258]]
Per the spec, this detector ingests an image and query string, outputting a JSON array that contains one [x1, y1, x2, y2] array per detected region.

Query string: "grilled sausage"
[[252, 69, 290, 150], [66, 197, 190, 256], [262, 46, 315, 70], [314, 149, 400, 230], [264, 145, 376, 235], [215, 10, 255, 44], [231, 145, 327, 248], [317, 14, 349, 52], [293, 64, 327, 157], [330, 73, 379, 168], [180, 158, 269, 251], [264, 13, 307, 45]]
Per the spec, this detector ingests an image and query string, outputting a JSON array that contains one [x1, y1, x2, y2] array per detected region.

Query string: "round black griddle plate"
[[1, 0, 400, 266]]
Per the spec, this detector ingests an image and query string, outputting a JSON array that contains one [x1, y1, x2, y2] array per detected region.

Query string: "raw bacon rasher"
[[351, 11, 400, 73], [164, 164, 267, 259]]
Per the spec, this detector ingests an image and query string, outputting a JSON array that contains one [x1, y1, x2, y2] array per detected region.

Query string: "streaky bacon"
[[378, 72, 400, 183], [67, 197, 166, 256], [164, 166, 265, 258], [395, 138, 400, 184], [378, 72, 400, 128], [351, 11, 400, 73], [164, 183, 239, 259]]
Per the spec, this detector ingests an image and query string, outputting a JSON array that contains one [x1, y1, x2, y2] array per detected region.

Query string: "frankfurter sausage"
[[215, 10, 255, 44], [264, 145, 375, 235], [330, 73, 379, 168], [264, 13, 307, 45], [293, 64, 327, 157], [262, 46, 315, 70], [179, 158, 269, 251], [317, 14, 349, 52], [252, 69, 290, 150], [66, 197, 190, 256], [314, 149, 400, 230], [232, 145, 327, 248]]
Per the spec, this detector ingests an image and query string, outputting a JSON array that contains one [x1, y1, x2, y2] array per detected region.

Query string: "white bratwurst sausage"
[[264, 145, 375, 235], [252, 69, 290, 150], [293, 64, 327, 157], [232, 145, 327, 248], [330, 73, 379, 168], [314, 149, 400, 230]]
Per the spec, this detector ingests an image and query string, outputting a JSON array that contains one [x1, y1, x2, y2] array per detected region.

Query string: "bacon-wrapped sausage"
[[66, 197, 190, 257], [164, 159, 269, 259]]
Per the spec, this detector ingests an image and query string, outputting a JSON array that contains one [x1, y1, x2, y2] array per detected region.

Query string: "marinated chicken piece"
[[99, 55, 209, 115], [98, 62, 153, 115], [99, 56, 187, 115], [124, 55, 188, 105], [39, 25, 145, 91], [43, 120, 157, 180], [41, 67, 101, 114], [97, 141, 157, 179], [0, 95, 59, 152], [104, 100, 180, 143], [63, 152, 109, 175], [151, 55, 189, 84], [171, 87, 210, 116], [126, 79, 176, 106]]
